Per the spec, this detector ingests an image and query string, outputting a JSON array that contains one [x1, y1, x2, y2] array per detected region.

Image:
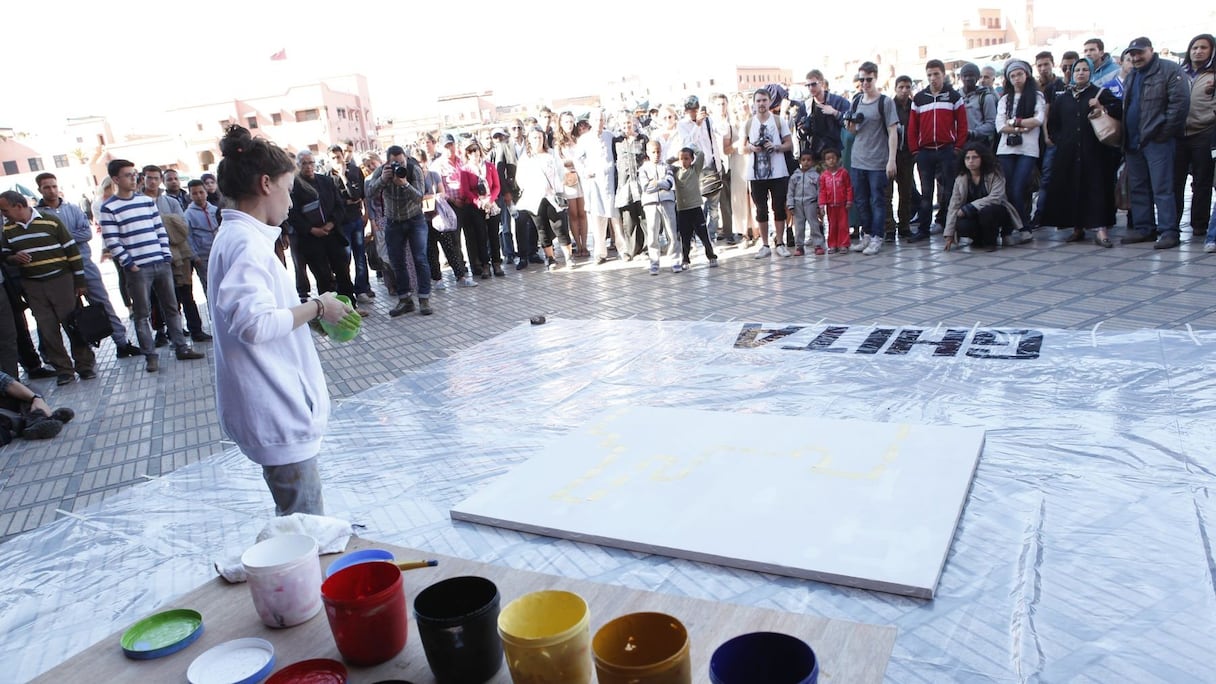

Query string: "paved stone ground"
[[2, 222, 1216, 542]]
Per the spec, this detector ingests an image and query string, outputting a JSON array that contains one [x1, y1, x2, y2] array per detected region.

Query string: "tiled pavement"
[[3, 223, 1216, 542]]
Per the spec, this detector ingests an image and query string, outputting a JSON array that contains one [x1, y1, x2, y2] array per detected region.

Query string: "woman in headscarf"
[[1175, 34, 1215, 245], [1041, 57, 1123, 247], [995, 59, 1046, 245]]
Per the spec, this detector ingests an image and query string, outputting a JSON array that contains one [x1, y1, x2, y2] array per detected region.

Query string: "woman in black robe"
[[1041, 57, 1123, 247]]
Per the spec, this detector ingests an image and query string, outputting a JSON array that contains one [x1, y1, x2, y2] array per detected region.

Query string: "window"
[[54, 155, 70, 168], [295, 109, 320, 121], [308, 144, 319, 153], [247, 116, 258, 129], [271, 113, 282, 125], [2, 161, 17, 175], [75, 136, 83, 143], [196, 123, 203, 131], [28, 158, 44, 172], [709, 79, 715, 86], [337, 108, 347, 119]]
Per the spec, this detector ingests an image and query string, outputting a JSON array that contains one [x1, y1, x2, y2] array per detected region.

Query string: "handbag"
[[1088, 88, 1122, 147], [544, 162, 569, 212], [65, 300, 111, 348], [432, 197, 459, 233], [700, 167, 723, 197]]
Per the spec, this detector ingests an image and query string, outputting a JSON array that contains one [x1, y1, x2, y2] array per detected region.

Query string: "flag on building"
[[270, 49, 286, 61]]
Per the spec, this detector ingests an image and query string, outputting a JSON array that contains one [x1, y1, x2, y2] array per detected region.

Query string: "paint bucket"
[[413, 575, 504, 683], [592, 612, 691, 684], [708, 632, 819, 684], [324, 548, 394, 579], [497, 590, 591, 684], [240, 534, 323, 629], [320, 295, 360, 342], [321, 561, 408, 666]]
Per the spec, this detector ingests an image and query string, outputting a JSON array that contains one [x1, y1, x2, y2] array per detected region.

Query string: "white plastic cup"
[[241, 533, 323, 628]]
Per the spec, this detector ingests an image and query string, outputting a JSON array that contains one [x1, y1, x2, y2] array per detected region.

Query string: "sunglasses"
[[858, 77, 875, 83], [806, 81, 821, 87]]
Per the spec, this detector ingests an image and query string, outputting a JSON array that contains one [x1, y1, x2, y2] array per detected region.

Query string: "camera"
[[1005, 132, 1024, 147], [391, 162, 409, 179], [843, 111, 865, 125]]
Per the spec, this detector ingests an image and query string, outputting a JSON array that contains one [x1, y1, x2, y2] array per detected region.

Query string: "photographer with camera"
[[743, 88, 793, 259], [801, 70, 852, 164], [366, 145, 432, 316], [995, 59, 1046, 246], [287, 152, 361, 313], [846, 62, 900, 256]]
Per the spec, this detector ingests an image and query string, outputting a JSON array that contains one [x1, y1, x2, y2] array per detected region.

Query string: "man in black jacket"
[[328, 145, 373, 302], [1120, 37, 1191, 249], [288, 151, 361, 310]]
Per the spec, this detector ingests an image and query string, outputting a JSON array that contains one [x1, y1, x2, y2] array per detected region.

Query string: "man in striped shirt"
[[98, 159, 204, 373], [0, 191, 95, 386]]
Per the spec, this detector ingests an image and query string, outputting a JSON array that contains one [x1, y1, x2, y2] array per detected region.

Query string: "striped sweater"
[[99, 194, 172, 268], [2, 210, 86, 289]]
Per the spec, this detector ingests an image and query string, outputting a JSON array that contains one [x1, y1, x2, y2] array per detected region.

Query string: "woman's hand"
[[316, 291, 356, 326], [944, 236, 956, 251]]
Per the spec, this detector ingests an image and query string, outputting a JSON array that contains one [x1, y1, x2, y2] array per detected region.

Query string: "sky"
[[5, 1, 1197, 134]]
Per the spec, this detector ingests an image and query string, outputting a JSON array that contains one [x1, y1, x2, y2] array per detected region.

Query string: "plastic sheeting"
[[3, 319, 1216, 682]]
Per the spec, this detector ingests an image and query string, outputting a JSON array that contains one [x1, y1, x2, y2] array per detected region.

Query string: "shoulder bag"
[[1088, 88, 1122, 147]]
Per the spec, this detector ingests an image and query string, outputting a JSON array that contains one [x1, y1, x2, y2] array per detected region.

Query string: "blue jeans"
[[128, 261, 186, 354], [850, 168, 889, 239], [1033, 145, 1057, 221], [915, 147, 955, 233], [340, 216, 370, 294], [1206, 202, 1216, 245], [497, 197, 516, 261], [1125, 140, 1178, 237], [998, 154, 1036, 229], [386, 215, 431, 298]]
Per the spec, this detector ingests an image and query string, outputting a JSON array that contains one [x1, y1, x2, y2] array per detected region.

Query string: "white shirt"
[[208, 209, 329, 466]]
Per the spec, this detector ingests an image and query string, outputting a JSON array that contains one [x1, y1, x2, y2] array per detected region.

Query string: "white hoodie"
[[207, 209, 329, 466]]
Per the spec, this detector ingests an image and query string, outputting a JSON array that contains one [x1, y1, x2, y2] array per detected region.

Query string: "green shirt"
[[2, 209, 86, 290]]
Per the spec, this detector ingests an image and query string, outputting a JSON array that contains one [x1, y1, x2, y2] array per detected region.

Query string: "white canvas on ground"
[[452, 406, 984, 598]]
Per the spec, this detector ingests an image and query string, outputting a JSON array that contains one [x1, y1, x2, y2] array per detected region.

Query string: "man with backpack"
[[846, 62, 900, 256], [959, 63, 998, 150]]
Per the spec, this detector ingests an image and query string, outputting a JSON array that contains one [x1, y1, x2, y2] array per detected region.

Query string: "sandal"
[[1065, 228, 1086, 243], [1094, 231, 1113, 248]]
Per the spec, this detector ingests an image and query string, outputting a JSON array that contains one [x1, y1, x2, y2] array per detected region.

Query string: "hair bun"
[[219, 124, 254, 159]]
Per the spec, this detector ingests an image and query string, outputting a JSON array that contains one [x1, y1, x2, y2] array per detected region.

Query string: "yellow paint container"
[[497, 590, 591, 683]]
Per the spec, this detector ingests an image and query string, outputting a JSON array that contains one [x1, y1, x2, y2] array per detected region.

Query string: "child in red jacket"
[[818, 149, 854, 253]]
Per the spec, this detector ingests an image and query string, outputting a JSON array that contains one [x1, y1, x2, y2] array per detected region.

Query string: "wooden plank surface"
[[34, 538, 896, 683]]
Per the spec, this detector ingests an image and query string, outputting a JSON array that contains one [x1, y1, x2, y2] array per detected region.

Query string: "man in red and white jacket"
[[906, 59, 969, 242]]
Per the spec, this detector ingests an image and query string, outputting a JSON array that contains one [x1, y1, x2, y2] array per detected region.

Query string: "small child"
[[785, 151, 824, 256], [673, 147, 718, 272], [818, 149, 854, 253], [639, 140, 677, 275]]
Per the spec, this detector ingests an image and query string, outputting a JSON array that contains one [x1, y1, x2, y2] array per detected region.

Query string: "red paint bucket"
[[320, 561, 407, 666]]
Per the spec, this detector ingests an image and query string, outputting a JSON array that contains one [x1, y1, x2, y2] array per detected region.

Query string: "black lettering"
[[966, 329, 1042, 359], [784, 325, 850, 352], [855, 328, 896, 355], [734, 324, 806, 349], [885, 329, 968, 356]]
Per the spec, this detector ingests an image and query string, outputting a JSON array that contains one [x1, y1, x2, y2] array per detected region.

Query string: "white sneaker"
[[754, 245, 771, 258], [851, 235, 870, 252], [958, 237, 973, 247], [458, 275, 478, 287], [929, 222, 944, 234], [431, 279, 447, 290], [1206, 242, 1216, 253], [650, 262, 660, 275], [775, 245, 791, 258], [671, 263, 683, 273], [708, 257, 719, 268], [863, 239, 882, 256]]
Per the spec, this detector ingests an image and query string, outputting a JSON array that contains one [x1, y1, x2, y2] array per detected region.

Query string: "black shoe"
[[51, 408, 75, 424], [492, 264, 505, 277], [154, 332, 169, 348], [21, 415, 62, 440], [1153, 233, 1180, 250], [906, 232, 929, 243], [57, 374, 75, 386], [479, 267, 490, 280], [528, 254, 545, 264], [884, 232, 896, 243], [515, 259, 528, 271], [1064, 228, 1086, 243], [390, 298, 415, 317], [116, 342, 142, 358], [419, 298, 432, 315], [1121, 231, 1155, 245], [78, 370, 97, 380], [191, 331, 213, 342], [145, 355, 159, 373], [596, 257, 608, 265], [175, 347, 205, 360], [27, 366, 57, 379]]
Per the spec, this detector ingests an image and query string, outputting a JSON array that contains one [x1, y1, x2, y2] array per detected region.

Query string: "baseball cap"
[[1123, 37, 1152, 55], [959, 63, 981, 79], [683, 95, 700, 110], [491, 128, 507, 138], [441, 133, 456, 146]]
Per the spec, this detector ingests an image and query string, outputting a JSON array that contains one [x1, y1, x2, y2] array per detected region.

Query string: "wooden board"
[[33, 538, 896, 684], [453, 406, 984, 598]]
